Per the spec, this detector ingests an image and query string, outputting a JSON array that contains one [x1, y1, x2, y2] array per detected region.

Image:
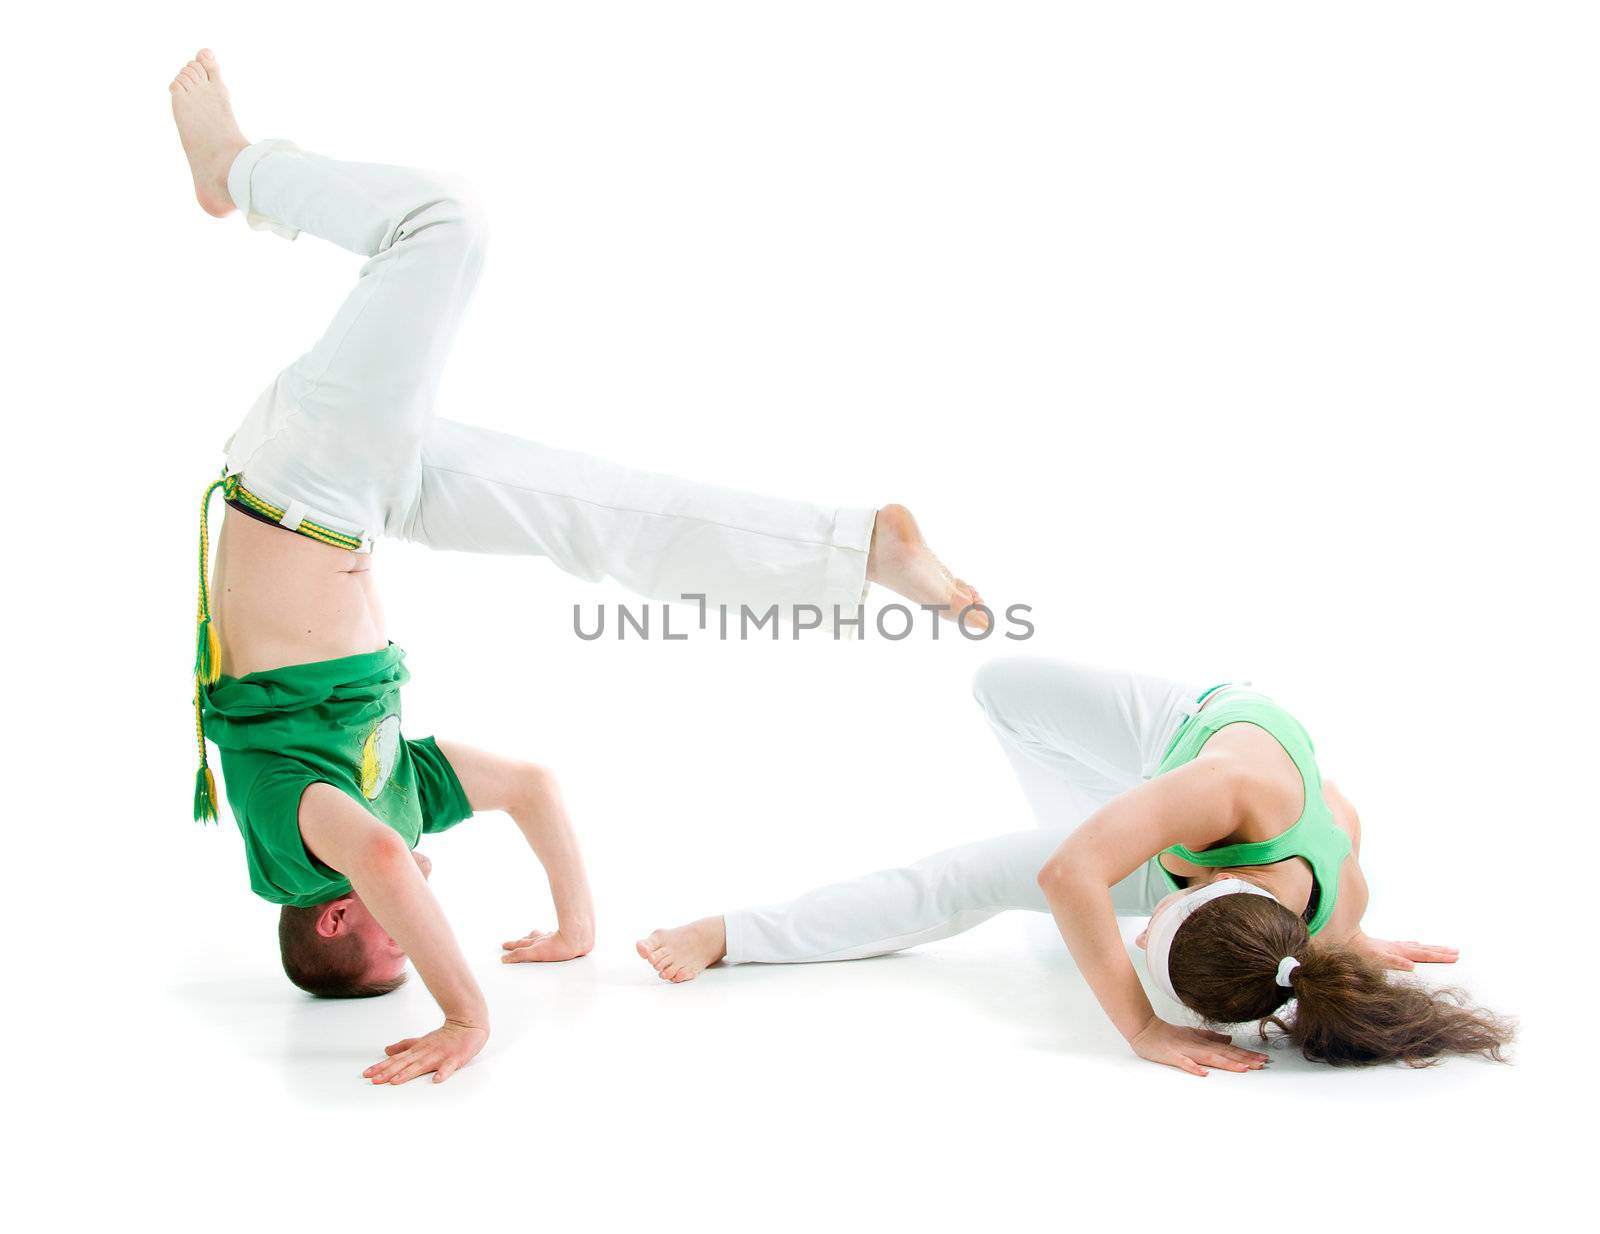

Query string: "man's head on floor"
[[278, 850, 433, 997]]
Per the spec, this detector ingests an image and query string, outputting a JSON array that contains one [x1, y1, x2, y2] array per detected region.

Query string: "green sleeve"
[[408, 736, 475, 835], [243, 763, 354, 906]]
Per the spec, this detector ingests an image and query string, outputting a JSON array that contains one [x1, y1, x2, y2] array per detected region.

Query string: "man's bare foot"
[[867, 504, 989, 631], [169, 48, 248, 218], [636, 918, 727, 983]]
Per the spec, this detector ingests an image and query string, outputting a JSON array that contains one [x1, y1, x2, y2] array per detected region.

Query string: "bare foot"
[[867, 503, 989, 631], [169, 48, 248, 218], [636, 918, 727, 983]]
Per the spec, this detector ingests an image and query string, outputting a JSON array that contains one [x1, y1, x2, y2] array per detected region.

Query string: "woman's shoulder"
[[1204, 724, 1308, 828]]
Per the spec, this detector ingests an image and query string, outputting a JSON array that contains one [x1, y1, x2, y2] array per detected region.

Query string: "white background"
[[5, 2, 1593, 1229]]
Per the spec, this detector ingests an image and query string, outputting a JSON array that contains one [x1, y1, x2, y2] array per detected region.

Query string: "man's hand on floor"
[[501, 926, 594, 963], [363, 1019, 489, 1085]]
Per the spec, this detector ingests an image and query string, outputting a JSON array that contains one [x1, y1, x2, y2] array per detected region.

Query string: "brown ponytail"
[[1167, 893, 1513, 1066]]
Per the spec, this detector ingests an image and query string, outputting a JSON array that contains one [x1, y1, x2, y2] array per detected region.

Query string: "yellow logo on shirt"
[[361, 715, 401, 800]]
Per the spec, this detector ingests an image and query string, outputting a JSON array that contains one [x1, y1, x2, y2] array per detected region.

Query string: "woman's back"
[[1153, 690, 1354, 933]]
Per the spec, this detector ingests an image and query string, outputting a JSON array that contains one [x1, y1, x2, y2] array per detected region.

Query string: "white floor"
[[39, 816, 1574, 1231]]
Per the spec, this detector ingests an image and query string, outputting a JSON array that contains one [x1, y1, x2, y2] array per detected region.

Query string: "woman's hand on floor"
[[501, 926, 594, 963], [1130, 1017, 1269, 1076], [363, 1019, 489, 1086], [1349, 933, 1459, 971]]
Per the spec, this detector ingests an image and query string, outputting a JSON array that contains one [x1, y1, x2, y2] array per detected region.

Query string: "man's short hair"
[[278, 902, 408, 998]]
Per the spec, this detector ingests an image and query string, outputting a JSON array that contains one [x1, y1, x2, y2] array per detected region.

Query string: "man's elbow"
[[511, 761, 559, 812], [350, 825, 415, 879]]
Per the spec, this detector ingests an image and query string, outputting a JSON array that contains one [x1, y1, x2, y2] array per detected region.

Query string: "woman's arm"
[[1037, 754, 1268, 1075], [1314, 779, 1370, 944], [1319, 780, 1459, 971], [434, 739, 596, 962]]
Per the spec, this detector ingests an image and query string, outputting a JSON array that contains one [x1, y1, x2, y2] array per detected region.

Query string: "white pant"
[[222, 140, 874, 612], [722, 658, 1207, 964]]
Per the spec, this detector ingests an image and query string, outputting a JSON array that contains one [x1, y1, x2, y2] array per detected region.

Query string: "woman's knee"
[[972, 656, 1056, 725]]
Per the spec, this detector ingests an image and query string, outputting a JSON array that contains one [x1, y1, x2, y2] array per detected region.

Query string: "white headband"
[[1144, 879, 1277, 1004]]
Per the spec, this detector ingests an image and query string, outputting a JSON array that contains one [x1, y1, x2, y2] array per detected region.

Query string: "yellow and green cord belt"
[[191, 470, 361, 822]]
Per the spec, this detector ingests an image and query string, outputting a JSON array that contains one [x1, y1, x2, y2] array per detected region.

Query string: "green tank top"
[[1153, 688, 1351, 934]]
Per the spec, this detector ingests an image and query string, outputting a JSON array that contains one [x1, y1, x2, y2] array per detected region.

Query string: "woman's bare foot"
[[169, 48, 248, 218], [636, 918, 727, 983], [867, 504, 989, 630]]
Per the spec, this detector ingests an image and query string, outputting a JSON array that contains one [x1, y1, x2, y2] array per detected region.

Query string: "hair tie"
[[1275, 956, 1301, 988]]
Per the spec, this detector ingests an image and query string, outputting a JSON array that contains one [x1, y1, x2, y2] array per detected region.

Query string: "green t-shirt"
[[199, 642, 473, 907]]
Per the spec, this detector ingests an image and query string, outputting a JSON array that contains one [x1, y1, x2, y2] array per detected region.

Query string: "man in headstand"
[[173, 49, 986, 1085]]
